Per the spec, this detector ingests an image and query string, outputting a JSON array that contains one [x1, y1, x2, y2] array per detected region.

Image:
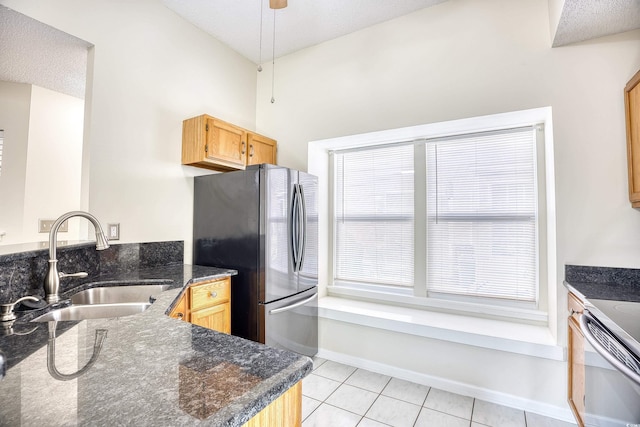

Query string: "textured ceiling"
[[553, 0, 640, 47], [0, 5, 91, 99], [161, 0, 447, 65]]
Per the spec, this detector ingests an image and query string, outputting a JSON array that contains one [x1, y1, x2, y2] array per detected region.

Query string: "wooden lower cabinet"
[[243, 381, 302, 427], [169, 277, 231, 334], [567, 292, 586, 427]]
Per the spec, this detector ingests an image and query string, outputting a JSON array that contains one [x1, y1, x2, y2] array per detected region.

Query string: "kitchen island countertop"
[[0, 264, 312, 426]]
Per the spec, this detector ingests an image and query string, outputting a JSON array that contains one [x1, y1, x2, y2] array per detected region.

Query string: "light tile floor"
[[302, 358, 576, 427]]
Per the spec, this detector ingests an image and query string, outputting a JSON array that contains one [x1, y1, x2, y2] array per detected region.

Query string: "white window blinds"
[[334, 144, 414, 287], [426, 127, 538, 302]]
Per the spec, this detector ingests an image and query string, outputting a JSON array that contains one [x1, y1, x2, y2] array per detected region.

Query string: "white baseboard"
[[316, 348, 576, 424]]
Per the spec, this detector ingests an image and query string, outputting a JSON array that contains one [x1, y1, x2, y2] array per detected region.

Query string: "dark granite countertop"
[[0, 264, 312, 426], [564, 264, 640, 303]]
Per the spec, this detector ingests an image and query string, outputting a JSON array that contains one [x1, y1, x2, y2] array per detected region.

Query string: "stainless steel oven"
[[580, 300, 640, 426]]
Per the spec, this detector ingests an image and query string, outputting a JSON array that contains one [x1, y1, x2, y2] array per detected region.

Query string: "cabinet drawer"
[[191, 278, 230, 311]]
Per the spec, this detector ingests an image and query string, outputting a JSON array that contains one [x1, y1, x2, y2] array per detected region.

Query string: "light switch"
[[39, 219, 68, 233]]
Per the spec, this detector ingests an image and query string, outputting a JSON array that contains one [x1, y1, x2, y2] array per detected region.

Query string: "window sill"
[[318, 296, 564, 361]]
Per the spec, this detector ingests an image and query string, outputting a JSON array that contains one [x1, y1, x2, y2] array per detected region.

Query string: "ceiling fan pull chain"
[[258, 0, 263, 72], [271, 8, 276, 103]]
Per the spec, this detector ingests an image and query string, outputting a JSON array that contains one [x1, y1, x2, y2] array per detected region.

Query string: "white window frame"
[[309, 108, 556, 324]]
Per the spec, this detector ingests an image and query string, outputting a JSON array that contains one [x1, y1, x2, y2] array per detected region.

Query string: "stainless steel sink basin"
[[70, 284, 171, 305], [32, 303, 151, 322]]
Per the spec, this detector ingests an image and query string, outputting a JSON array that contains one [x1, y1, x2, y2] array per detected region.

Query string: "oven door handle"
[[579, 312, 640, 387]]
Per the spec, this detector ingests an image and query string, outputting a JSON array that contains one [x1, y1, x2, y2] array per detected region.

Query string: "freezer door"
[[261, 166, 299, 303], [297, 171, 318, 293], [262, 287, 318, 357]]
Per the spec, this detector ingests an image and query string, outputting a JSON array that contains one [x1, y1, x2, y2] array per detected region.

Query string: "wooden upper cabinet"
[[247, 132, 277, 166], [182, 114, 277, 172], [626, 69, 640, 207]]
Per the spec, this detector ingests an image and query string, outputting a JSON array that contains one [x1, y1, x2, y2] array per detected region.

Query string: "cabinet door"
[[207, 118, 247, 168], [567, 298, 586, 427], [191, 303, 231, 334], [247, 132, 277, 166], [626, 69, 640, 207]]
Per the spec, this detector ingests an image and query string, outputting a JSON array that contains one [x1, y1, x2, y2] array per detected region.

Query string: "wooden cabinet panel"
[[247, 132, 277, 166], [191, 303, 230, 334], [567, 293, 586, 427], [169, 293, 188, 321], [242, 381, 302, 427], [182, 114, 277, 172], [626, 69, 640, 207]]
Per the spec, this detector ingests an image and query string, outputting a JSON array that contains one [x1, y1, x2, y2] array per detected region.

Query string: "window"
[[425, 128, 538, 304], [328, 111, 550, 318], [334, 144, 414, 288]]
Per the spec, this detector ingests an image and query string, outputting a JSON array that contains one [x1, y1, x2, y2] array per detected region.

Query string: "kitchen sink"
[[32, 302, 151, 322], [31, 284, 171, 322], [70, 284, 171, 305]]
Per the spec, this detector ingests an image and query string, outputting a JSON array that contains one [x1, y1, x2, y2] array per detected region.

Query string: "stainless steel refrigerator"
[[193, 164, 318, 357]]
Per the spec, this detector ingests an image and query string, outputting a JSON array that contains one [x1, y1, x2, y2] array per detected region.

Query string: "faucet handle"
[[58, 271, 88, 279], [0, 296, 40, 322]]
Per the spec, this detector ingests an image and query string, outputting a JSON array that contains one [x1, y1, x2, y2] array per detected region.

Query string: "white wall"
[[1, 0, 258, 262], [22, 85, 84, 243], [0, 83, 85, 245], [255, 0, 640, 417], [547, 0, 565, 41], [0, 81, 30, 244]]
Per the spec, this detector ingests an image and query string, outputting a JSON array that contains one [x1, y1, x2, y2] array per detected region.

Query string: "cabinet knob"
[[176, 312, 184, 319], [210, 291, 218, 298]]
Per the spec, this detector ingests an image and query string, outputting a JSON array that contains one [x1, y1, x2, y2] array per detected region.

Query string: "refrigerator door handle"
[[290, 184, 299, 272], [269, 292, 318, 315], [298, 184, 307, 270], [292, 184, 305, 272]]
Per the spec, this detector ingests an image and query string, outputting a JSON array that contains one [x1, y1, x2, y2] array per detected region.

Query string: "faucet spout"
[[44, 211, 110, 304]]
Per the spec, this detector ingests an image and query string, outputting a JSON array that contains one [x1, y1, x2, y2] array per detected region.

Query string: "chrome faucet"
[[44, 211, 110, 304]]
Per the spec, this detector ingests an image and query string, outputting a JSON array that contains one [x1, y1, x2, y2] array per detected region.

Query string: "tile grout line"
[[471, 397, 476, 426], [306, 361, 541, 427]]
